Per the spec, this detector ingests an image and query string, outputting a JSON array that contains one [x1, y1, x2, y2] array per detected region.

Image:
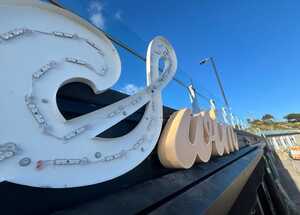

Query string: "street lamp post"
[[199, 57, 237, 126], [199, 57, 230, 110]]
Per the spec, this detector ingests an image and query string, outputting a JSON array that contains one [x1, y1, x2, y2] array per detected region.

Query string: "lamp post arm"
[[209, 57, 230, 109]]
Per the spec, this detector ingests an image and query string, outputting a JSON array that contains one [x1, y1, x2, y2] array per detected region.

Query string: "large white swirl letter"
[[0, 1, 177, 188]]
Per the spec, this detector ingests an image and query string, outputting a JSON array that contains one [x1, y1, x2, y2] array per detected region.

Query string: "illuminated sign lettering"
[[0, 1, 239, 188], [0, 1, 177, 188]]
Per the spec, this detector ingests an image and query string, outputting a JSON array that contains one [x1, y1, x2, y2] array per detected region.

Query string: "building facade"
[[263, 130, 300, 150]]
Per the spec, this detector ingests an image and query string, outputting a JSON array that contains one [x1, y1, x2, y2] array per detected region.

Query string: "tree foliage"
[[262, 114, 274, 121]]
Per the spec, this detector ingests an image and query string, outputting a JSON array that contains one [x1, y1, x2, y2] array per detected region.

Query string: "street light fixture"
[[199, 57, 230, 110]]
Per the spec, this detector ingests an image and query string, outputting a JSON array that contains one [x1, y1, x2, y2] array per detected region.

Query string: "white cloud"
[[121, 84, 143, 95], [114, 10, 122, 20], [88, 1, 105, 29], [90, 13, 105, 29], [88, 1, 103, 11]]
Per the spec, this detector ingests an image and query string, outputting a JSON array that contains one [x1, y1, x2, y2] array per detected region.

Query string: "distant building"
[[287, 118, 300, 123], [262, 130, 300, 150], [284, 114, 300, 122]]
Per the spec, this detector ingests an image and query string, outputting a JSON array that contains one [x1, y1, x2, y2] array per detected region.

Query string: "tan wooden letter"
[[219, 124, 230, 155], [157, 108, 239, 169], [158, 109, 212, 169]]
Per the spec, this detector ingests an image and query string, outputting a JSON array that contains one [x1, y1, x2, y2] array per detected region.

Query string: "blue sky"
[[51, 0, 300, 120]]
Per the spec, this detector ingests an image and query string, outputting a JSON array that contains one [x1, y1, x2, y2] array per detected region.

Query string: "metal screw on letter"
[[41, 98, 49, 104], [19, 157, 31, 167], [95, 152, 102, 159]]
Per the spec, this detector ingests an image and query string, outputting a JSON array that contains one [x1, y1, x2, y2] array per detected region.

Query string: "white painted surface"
[[0, 1, 177, 188]]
